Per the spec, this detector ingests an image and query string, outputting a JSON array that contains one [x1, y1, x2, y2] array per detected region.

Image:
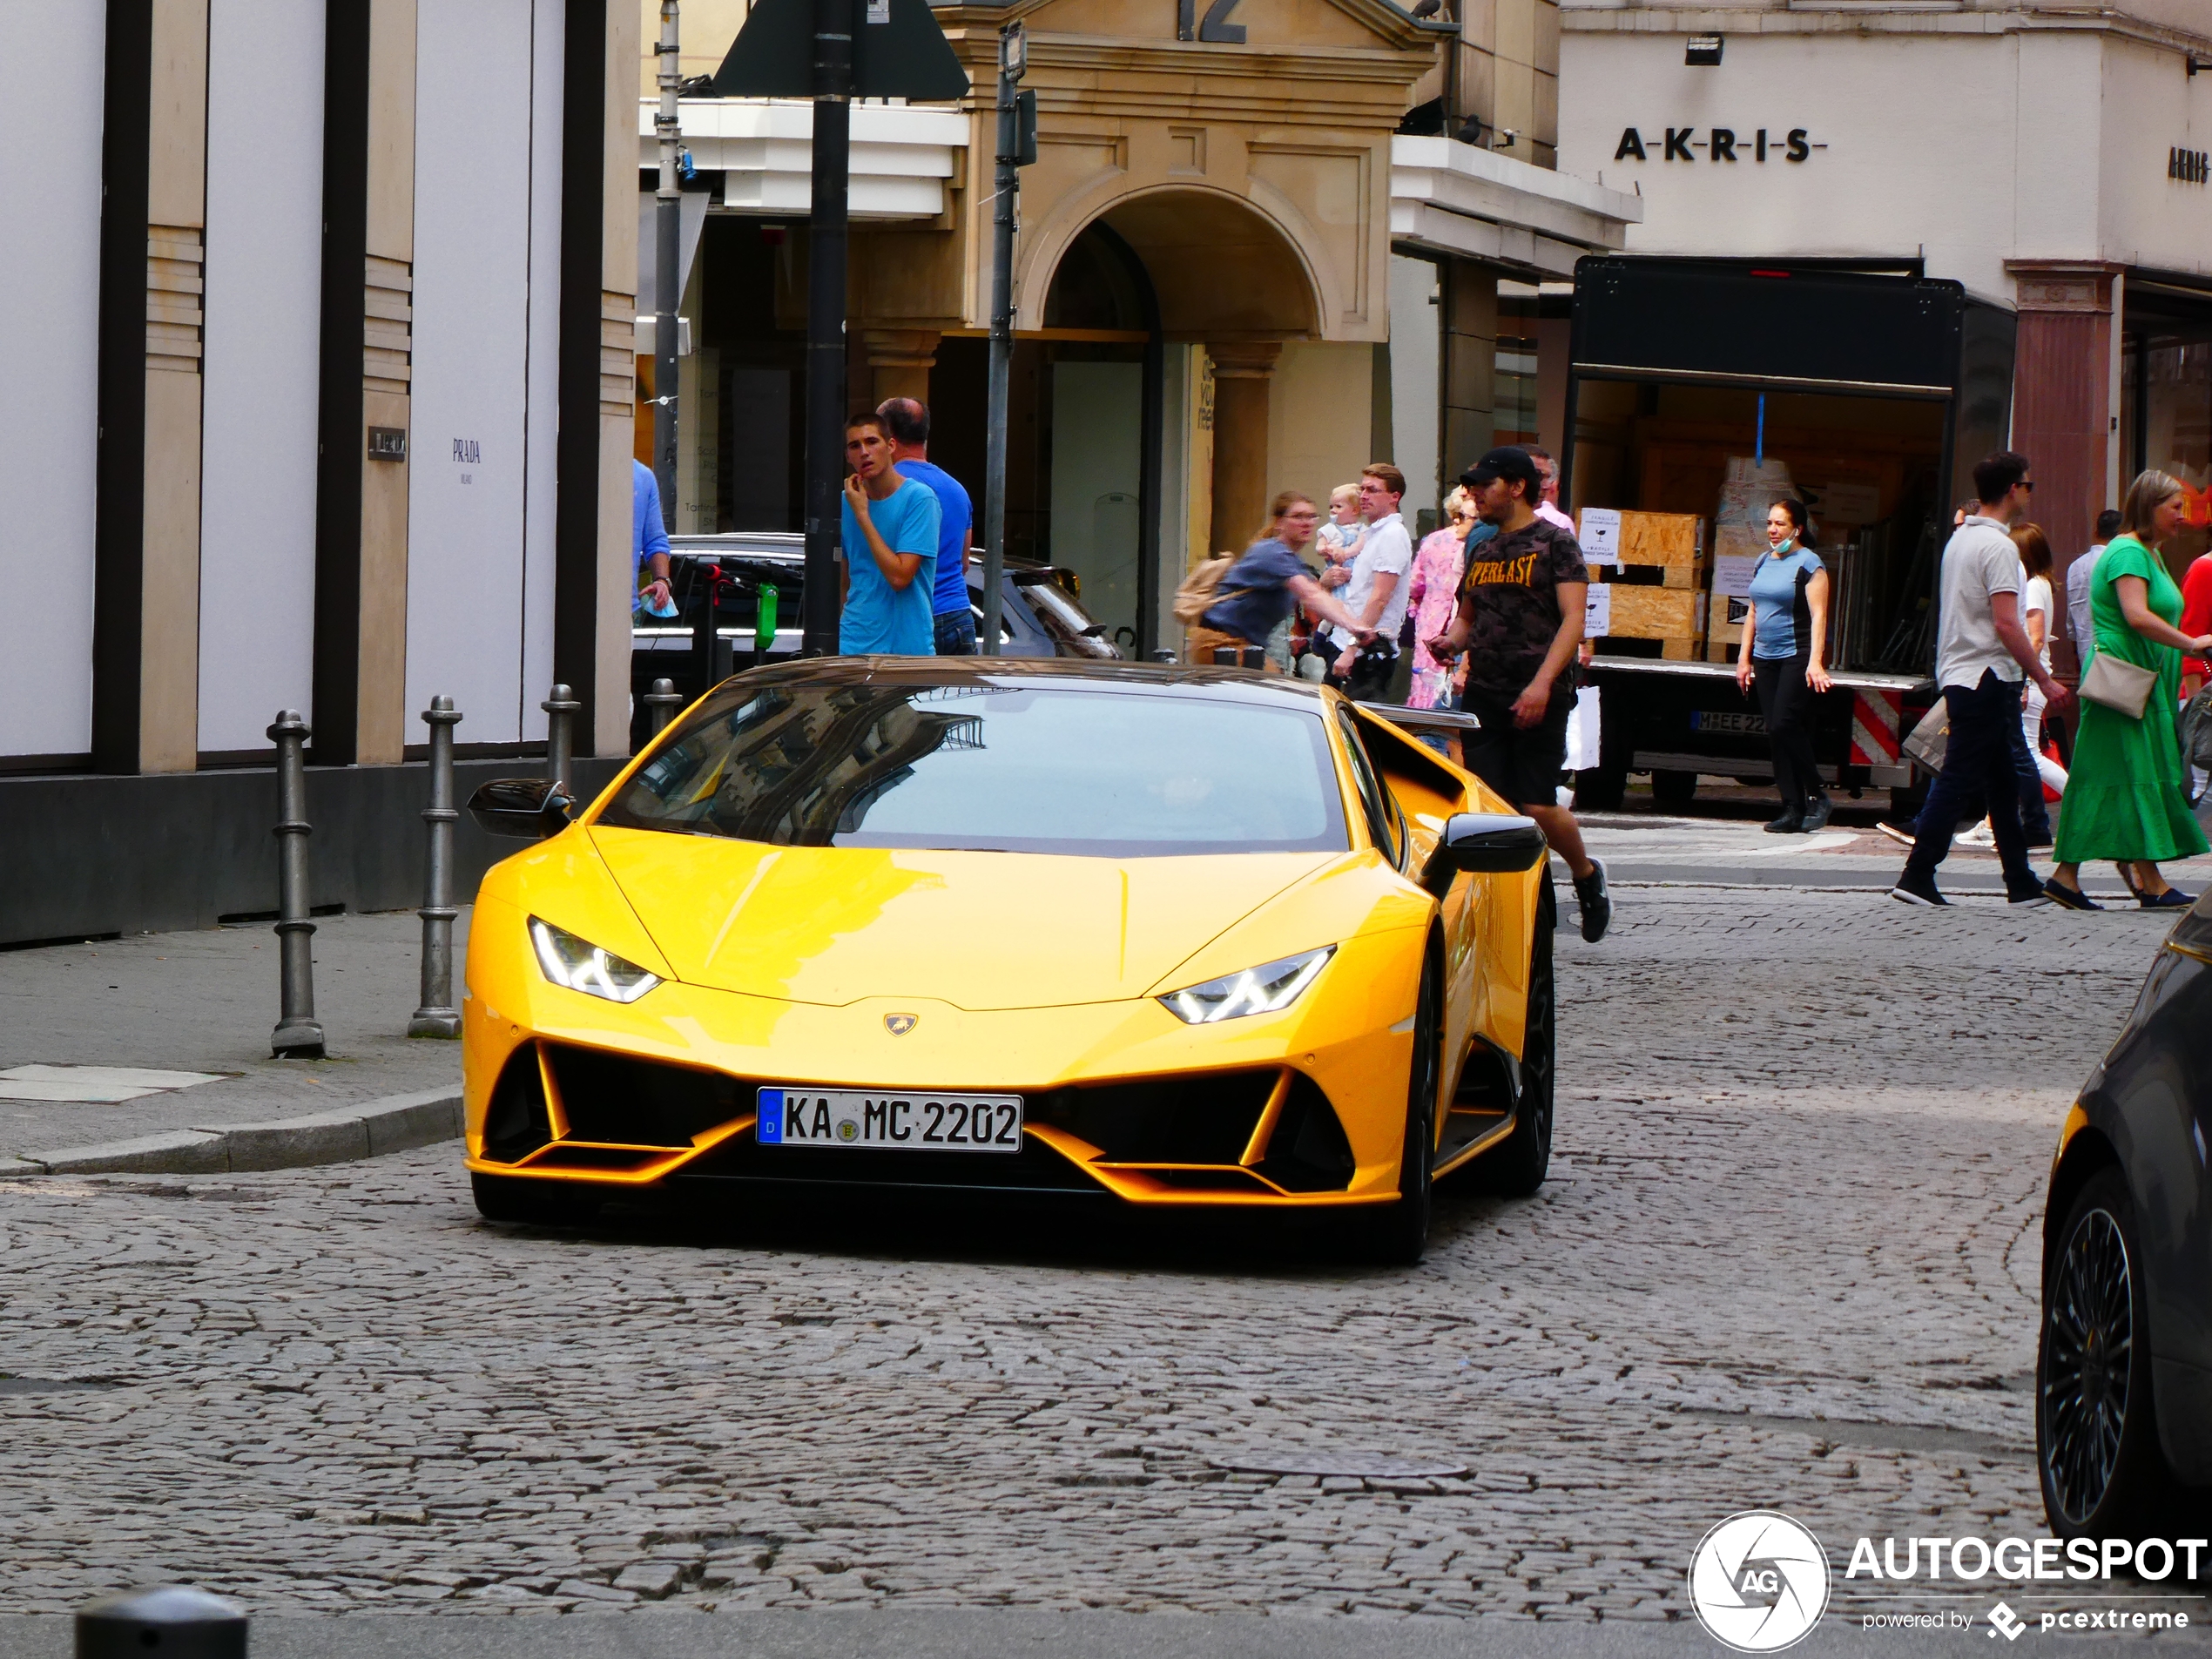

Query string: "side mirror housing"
[[1421, 812, 1547, 894], [469, 778, 577, 840]]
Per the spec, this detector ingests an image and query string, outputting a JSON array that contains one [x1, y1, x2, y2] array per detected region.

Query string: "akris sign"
[[1614, 126, 1823, 163]]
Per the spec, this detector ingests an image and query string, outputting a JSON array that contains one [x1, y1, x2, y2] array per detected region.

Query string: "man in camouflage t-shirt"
[[1423, 446, 1610, 943]]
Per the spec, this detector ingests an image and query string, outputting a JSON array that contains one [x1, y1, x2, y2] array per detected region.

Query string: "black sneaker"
[[1801, 798, 1833, 833], [1764, 813, 1803, 834], [2007, 886, 2052, 907], [1573, 859, 1612, 942], [1888, 873, 1948, 907]]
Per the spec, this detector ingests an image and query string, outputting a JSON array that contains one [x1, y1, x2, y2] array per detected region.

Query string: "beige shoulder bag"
[[2080, 650, 2156, 721]]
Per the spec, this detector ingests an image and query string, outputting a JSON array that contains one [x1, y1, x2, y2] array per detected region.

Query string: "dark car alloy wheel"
[[2040, 1170, 2168, 1534]]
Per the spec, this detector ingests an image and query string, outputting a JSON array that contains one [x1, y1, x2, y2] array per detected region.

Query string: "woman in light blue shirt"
[[1733, 499, 1832, 833]]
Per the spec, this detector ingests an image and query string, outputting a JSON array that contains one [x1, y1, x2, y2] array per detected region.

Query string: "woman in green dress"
[[2046, 469, 2212, 910]]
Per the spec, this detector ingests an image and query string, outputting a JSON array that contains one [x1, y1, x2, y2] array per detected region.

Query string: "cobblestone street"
[[0, 887, 2193, 1636]]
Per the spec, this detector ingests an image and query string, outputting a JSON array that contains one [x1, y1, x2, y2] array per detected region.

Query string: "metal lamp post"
[[981, 22, 1028, 657]]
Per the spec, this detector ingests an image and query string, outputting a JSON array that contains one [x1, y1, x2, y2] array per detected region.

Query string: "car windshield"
[[597, 680, 1348, 856]]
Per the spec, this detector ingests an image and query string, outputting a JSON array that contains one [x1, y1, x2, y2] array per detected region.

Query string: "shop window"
[[2121, 327, 2212, 577]]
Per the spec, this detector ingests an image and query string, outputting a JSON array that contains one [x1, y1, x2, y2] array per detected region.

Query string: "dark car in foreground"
[[2039, 891, 2212, 1538]]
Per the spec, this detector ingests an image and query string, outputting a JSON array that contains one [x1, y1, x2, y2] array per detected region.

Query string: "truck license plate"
[[1690, 709, 1767, 735]]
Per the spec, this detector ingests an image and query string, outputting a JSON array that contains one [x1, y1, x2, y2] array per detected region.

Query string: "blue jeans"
[[1905, 669, 2042, 895], [934, 609, 977, 657]]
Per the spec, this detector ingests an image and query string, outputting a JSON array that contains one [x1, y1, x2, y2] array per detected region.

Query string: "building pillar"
[[93, 0, 211, 775], [862, 328, 941, 408], [1441, 259, 1496, 482], [1206, 339, 1280, 556], [2007, 260, 2121, 676], [312, 0, 416, 767]]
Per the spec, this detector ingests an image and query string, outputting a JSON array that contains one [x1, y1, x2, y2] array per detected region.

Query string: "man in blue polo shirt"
[[877, 396, 976, 655]]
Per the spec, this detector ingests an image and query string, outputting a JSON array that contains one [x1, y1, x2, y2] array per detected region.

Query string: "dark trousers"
[[934, 609, 978, 657], [1753, 653, 1826, 818], [1946, 691, 2054, 842], [1905, 669, 2041, 894]]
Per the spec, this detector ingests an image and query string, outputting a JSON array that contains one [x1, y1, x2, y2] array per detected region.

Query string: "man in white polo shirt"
[[1315, 462, 1413, 698]]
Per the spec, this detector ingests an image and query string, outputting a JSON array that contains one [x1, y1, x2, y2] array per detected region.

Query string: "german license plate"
[[1690, 709, 1766, 735], [754, 1087, 1023, 1152]]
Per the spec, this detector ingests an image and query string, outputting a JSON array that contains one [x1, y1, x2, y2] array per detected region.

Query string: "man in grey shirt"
[[1891, 451, 2074, 907], [2067, 509, 2122, 664]]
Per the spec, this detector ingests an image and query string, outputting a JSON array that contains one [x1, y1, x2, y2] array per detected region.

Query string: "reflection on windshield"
[[597, 682, 1347, 857]]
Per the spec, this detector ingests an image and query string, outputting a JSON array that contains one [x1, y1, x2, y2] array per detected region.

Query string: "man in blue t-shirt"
[[631, 459, 673, 618], [877, 396, 976, 655], [839, 413, 940, 656]]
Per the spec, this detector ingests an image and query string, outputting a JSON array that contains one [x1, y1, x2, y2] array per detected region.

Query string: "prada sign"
[[1614, 127, 1820, 163]]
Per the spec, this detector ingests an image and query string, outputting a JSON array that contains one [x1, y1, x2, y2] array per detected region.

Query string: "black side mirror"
[[469, 778, 577, 840], [1420, 812, 1548, 895]]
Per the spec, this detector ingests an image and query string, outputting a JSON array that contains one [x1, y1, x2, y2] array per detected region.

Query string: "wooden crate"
[[1605, 583, 1703, 641], [1617, 510, 1707, 565]]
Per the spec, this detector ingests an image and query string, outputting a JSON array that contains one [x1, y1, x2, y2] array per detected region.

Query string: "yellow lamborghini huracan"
[[460, 658, 1554, 1261]]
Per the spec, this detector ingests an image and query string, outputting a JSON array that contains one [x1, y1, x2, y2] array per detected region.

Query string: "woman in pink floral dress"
[[1406, 487, 1483, 709]]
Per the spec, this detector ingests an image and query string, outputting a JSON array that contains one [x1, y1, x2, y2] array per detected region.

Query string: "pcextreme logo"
[[1688, 1510, 1831, 1653]]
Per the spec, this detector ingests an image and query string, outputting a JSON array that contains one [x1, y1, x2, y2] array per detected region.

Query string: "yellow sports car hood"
[[590, 826, 1330, 1011]]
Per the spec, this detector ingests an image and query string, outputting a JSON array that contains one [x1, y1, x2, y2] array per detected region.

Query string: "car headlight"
[[528, 917, 662, 1003], [1159, 947, 1334, 1024]]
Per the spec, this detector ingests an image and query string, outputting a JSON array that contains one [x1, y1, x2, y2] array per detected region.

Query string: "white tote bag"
[[1565, 685, 1602, 772]]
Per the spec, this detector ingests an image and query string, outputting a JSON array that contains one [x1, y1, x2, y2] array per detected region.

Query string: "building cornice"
[[1560, 7, 2212, 57], [932, 1, 1443, 53]]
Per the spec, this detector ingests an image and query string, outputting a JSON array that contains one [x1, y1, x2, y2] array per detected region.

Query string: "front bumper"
[[462, 923, 1425, 1208], [469, 1038, 1374, 1205]]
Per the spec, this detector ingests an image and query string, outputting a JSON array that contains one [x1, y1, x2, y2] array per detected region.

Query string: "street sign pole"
[[981, 23, 1024, 658], [799, 0, 853, 658], [712, 0, 966, 658], [652, 2, 681, 534]]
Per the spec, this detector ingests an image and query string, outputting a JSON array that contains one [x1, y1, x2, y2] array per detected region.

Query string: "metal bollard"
[[266, 710, 326, 1059], [408, 695, 463, 1039], [644, 677, 684, 737], [543, 683, 580, 792], [78, 1586, 246, 1659]]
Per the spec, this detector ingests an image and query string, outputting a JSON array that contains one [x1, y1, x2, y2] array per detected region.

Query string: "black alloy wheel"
[[1359, 945, 1443, 1264], [1478, 877, 1555, 1196], [471, 1170, 603, 1228], [2039, 1169, 2170, 1537]]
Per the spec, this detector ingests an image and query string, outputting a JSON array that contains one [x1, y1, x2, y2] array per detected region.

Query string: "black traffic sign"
[[712, 0, 971, 102]]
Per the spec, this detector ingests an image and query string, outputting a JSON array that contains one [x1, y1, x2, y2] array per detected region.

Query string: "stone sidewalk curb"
[[0, 1088, 462, 1177]]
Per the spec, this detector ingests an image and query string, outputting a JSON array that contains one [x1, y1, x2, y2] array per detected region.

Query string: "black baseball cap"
[[1460, 447, 1540, 491], [1460, 444, 1548, 490]]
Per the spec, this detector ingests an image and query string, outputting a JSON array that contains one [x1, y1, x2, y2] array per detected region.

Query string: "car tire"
[[2039, 1168, 2175, 1541], [471, 1170, 601, 1228], [1476, 878, 1555, 1197], [1650, 768, 1696, 808], [1356, 946, 1443, 1265]]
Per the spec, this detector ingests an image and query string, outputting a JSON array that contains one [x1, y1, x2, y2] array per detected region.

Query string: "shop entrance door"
[[1049, 361, 1143, 649]]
